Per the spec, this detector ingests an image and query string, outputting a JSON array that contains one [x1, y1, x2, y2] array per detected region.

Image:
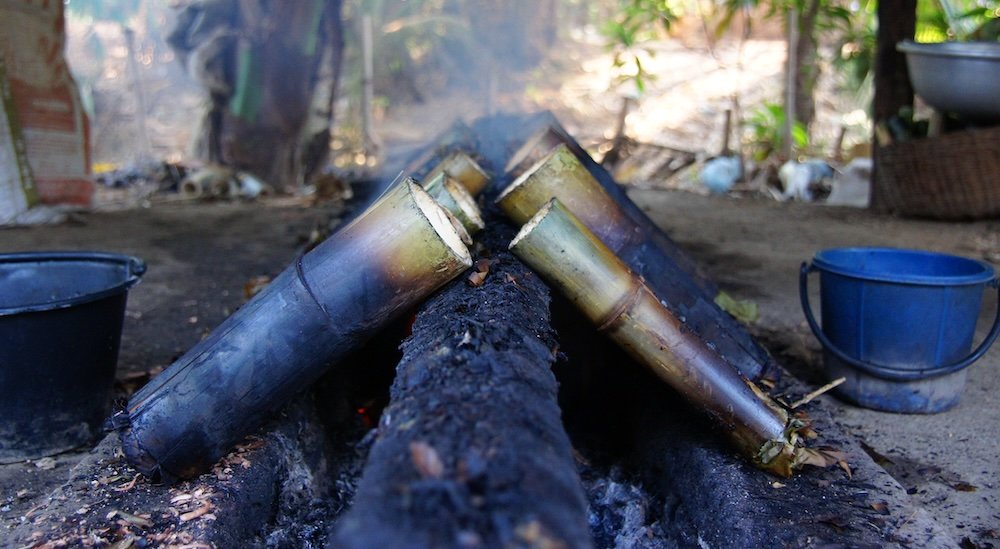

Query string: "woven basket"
[[875, 125, 1000, 220]]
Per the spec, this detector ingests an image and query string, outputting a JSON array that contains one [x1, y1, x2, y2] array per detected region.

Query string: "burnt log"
[[498, 138, 775, 381], [331, 222, 591, 548]]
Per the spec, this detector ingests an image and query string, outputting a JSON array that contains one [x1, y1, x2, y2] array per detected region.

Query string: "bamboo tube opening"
[[498, 144, 638, 253], [410, 181, 472, 267], [503, 126, 567, 178], [495, 150, 549, 208], [510, 199, 554, 247], [180, 178, 203, 199], [422, 173, 485, 236], [443, 178, 484, 233], [424, 151, 490, 196]]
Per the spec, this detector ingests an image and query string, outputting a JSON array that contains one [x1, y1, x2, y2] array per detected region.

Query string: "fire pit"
[[2, 113, 955, 548]]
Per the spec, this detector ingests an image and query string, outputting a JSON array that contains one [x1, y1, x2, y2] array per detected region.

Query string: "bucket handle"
[[128, 256, 147, 278], [800, 262, 1000, 381]]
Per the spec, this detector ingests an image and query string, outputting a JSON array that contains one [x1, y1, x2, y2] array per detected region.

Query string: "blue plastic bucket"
[[800, 248, 1000, 413]]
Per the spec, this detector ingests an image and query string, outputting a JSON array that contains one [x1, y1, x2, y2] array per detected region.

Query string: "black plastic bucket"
[[0, 252, 145, 463]]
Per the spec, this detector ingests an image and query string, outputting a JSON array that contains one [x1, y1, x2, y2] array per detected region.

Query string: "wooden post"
[[871, 0, 916, 211], [721, 108, 733, 156], [783, 8, 798, 160]]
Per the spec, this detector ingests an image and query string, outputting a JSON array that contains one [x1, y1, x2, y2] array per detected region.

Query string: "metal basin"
[[897, 40, 1000, 121]]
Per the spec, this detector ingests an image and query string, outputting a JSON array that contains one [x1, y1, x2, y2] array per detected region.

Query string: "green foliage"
[[916, 0, 1000, 42], [834, 0, 1000, 99], [600, 0, 681, 95], [745, 102, 809, 161], [832, 0, 876, 92], [712, 0, 853, 37]]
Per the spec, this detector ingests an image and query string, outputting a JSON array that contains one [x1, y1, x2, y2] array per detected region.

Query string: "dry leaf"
[[180, 503, 213, 522], [466, 259, 493, 287], [108, 510, 152, 528], [818, 515, 848, 533], [839, 460, 853, 479], [793, 447, 850, 473], [34, 457, 56, 470], [860, 441, 894, 466], [109, 536, 135, 549], [410, 441, 444, 479], [114, 474, 141, 492], [870, 501, 890, 515], [467, 270, 488, 287], [951, 481, 978, 492], [243, 276, 271, 300]]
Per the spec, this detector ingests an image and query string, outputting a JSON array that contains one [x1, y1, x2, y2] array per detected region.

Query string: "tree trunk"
[[168, 0, 344, 192], [792, 0, 822, 132], [871, 0, 916, 211]]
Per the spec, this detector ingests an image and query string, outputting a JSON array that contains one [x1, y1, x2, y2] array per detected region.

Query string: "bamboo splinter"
[[510, 199, 806, 476], [119, 180, 472, 482]]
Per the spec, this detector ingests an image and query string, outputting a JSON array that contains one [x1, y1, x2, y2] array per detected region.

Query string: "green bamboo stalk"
[[510, 199, 806, 476]]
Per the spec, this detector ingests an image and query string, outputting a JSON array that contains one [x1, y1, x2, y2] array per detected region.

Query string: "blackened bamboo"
[[331, 222, 592, 548], [119, 181, 471, 481]]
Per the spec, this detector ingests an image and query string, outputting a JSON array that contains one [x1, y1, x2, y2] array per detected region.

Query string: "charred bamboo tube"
[[497, 143, 772, 381], [422, 172, 485, 235], [423, 151, 490, 197], [119, 180, 472, 482], [509, 199, 801, 476]]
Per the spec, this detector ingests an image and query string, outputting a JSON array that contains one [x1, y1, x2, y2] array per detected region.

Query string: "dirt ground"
[[3, 190, 998, 546]]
